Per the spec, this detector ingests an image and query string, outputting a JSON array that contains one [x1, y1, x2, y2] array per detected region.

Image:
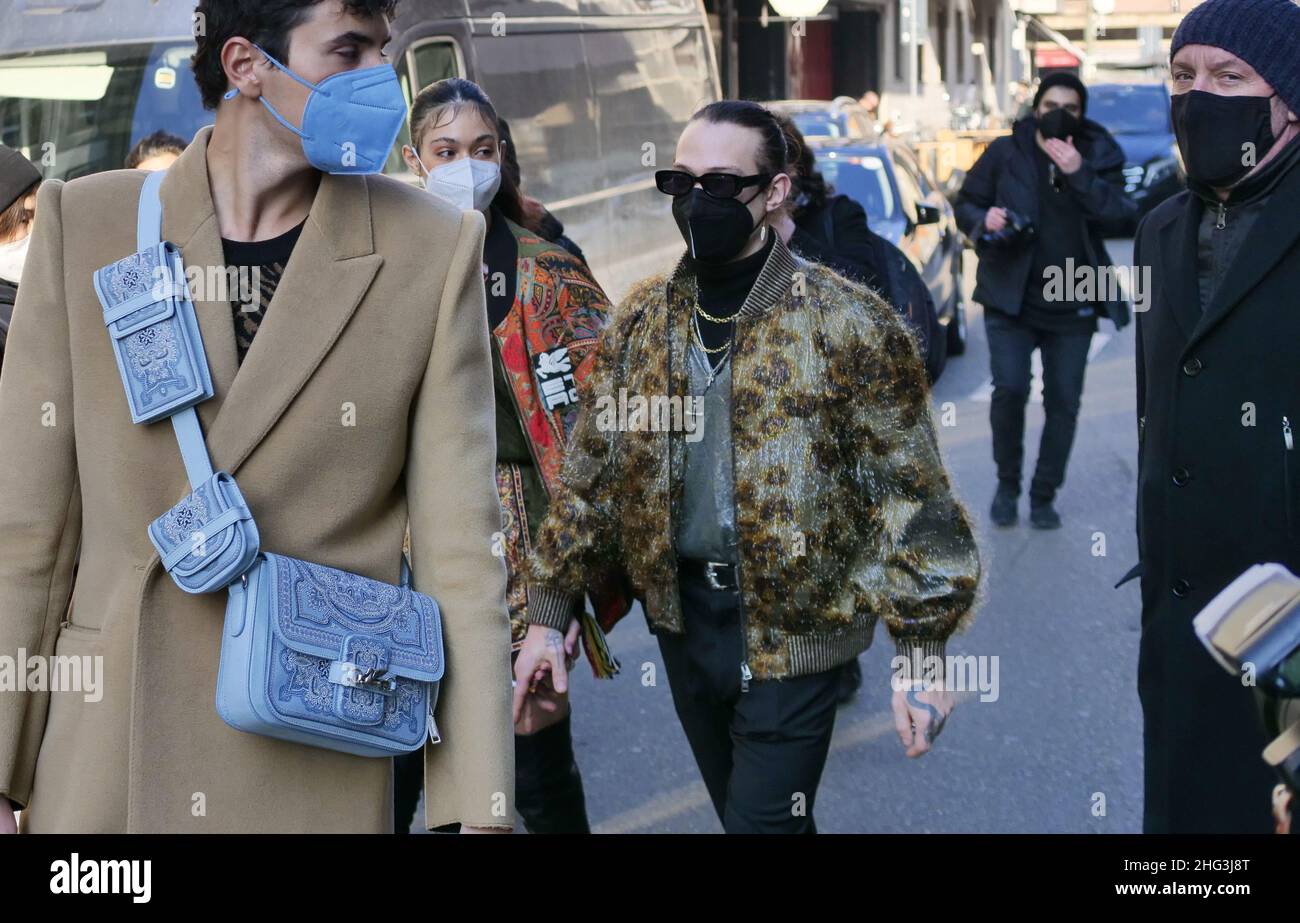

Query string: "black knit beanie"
[[1171, 0, 1300, 115], [1032, 72, 1089, 117], [0, 144, 41, 215]]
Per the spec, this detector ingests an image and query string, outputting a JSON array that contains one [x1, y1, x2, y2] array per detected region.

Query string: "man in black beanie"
[[0, 144, 42, 375], [1131, 0, 1300, 833], [956, 71, 1135, 530]]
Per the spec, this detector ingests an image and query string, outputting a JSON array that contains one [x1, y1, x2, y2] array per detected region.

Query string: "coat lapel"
[[205, 173, 382, 476], [1191, 172, 1300, 348], [1156, 193, 1202, 344], [158, 127, 383, 477]]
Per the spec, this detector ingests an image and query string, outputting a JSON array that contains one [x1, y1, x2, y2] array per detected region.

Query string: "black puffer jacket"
[[955, 116, 1136, 327], [792, 194, 946, 383]]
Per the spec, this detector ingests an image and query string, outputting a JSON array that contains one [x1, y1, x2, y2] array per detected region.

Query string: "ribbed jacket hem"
[[525, 585, 578, 631], [892, 638, 950, 687], [780, 617, 879, 680]]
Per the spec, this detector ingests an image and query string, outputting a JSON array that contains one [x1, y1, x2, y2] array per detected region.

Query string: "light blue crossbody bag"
[[93, 170, 443, 757]]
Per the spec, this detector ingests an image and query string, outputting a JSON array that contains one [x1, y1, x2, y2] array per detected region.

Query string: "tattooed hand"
[[891, 681, 955, 758], [511, 619, 581, 731]]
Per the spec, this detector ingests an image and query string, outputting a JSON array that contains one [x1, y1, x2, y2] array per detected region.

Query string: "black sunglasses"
[[655, 169, 773, 199]]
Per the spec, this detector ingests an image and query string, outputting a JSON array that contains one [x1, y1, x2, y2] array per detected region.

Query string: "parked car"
[[767, 97, 879, 143], [1086, 82, 1184, 227], [807, 136, 968, 356], [0, 0, 720, 300]]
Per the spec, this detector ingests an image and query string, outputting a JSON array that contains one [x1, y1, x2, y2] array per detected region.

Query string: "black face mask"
[[1172, 89, 1277, 189], [1037, 108, 1081, 141], [671, 188, 763, 263]]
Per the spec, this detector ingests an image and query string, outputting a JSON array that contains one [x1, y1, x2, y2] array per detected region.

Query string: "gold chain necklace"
[[691, 312, 733, 355], [694, 302, 742, 324]]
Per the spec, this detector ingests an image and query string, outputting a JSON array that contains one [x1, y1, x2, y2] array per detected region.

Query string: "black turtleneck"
[[689, 233, 775, 354]]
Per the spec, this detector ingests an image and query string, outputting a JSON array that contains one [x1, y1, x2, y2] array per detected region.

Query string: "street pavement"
[[417, 240, 1147, 833]]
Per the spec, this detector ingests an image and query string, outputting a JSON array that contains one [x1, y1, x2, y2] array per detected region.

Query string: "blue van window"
[[129, 44, 212, 156], [0, 43, 210, 179]]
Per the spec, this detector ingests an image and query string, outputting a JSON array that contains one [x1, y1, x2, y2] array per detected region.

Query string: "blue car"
[[1087, 82, 1185, 227], [809, 138, 969, 356]]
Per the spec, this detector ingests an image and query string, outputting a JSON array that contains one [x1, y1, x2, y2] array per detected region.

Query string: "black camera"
[[978, 208, 1036, 251]]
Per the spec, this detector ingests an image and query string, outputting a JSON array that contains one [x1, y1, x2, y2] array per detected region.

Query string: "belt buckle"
[[704, 561, 728, 591]]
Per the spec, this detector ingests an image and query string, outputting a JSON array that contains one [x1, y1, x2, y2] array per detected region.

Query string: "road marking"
[[592, 693, 976, 834], [966, 331, 1112, 404]]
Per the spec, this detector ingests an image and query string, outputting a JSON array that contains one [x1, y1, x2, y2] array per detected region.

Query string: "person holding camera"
[[957, 73, 1135, 530]]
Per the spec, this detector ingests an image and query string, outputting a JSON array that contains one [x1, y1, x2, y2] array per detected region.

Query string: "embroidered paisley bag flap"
[[94, 240, 214, 425], [260, 554, 443, 732]]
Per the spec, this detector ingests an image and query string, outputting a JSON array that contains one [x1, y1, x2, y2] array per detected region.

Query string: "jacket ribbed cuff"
[[526, 585, 578, 631], [892, 638, 948, 689]]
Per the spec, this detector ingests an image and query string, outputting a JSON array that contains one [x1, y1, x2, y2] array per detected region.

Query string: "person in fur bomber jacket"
[[514, 101, 981, 833]]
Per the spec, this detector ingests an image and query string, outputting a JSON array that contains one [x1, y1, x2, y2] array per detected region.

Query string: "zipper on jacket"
[[1216, 202, 1227, 231], [728, 324, 751, 694], [1286, 416, 1295, 537], [665, 281, 687, 658]]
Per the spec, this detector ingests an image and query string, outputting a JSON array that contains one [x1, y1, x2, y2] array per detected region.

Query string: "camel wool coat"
[[0, 127, 513, 832]]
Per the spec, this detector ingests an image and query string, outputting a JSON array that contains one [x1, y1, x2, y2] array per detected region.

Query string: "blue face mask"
[[230, 44, 406, 175]]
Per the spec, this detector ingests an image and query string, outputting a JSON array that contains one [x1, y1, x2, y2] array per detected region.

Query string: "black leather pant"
[[655, 565, 840, 833], [393, 710, 590, 834], [514, 711, 591, 834]]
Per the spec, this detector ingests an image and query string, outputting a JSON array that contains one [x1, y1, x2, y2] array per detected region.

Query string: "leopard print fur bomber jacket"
[[526, 235, 981, 681]]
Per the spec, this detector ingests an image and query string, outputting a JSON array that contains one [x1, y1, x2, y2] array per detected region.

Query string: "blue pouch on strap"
[[148, 471, 260, 595], [94, 238, 213, 425]]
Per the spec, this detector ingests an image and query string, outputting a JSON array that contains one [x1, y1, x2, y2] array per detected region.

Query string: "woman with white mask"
[[396, 78, 630, 835], [0, 143, 41, 376]]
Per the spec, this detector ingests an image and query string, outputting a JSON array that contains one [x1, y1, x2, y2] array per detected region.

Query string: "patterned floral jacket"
[[492, 220, 628, 677], [526, 236, 981, 681]]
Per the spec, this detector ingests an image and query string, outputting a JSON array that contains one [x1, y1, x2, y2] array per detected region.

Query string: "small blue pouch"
[[148, 471, 260, 595], [94, 240, 213, 425]]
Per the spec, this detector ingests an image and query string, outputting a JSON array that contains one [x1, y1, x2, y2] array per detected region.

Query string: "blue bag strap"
[[137, 170, 214, 490], [135, 171, 420, 601]]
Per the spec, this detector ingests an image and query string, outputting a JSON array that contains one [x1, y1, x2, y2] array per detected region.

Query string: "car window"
[[792, 112, 844, 140], [386, 37, 463, 177], [0, 44, 211, 180], [1088, 84, 1171, 135], [815, 153, 894, 222]]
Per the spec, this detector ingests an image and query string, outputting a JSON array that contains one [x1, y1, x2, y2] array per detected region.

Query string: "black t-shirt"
[[482, 208, 518, 332], [1022, 146, 1097, 334], [221, 219, 306, 364]]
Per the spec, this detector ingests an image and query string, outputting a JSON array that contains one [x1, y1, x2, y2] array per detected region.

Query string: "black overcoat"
[[1131, 152, 1300, 832]]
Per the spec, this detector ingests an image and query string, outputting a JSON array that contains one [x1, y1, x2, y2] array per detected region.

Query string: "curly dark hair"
[[774, 114, 831, 218], [191, 1, 399, 110]]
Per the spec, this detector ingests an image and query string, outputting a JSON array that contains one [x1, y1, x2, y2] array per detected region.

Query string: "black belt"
[[678, 558, 739, 591]]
